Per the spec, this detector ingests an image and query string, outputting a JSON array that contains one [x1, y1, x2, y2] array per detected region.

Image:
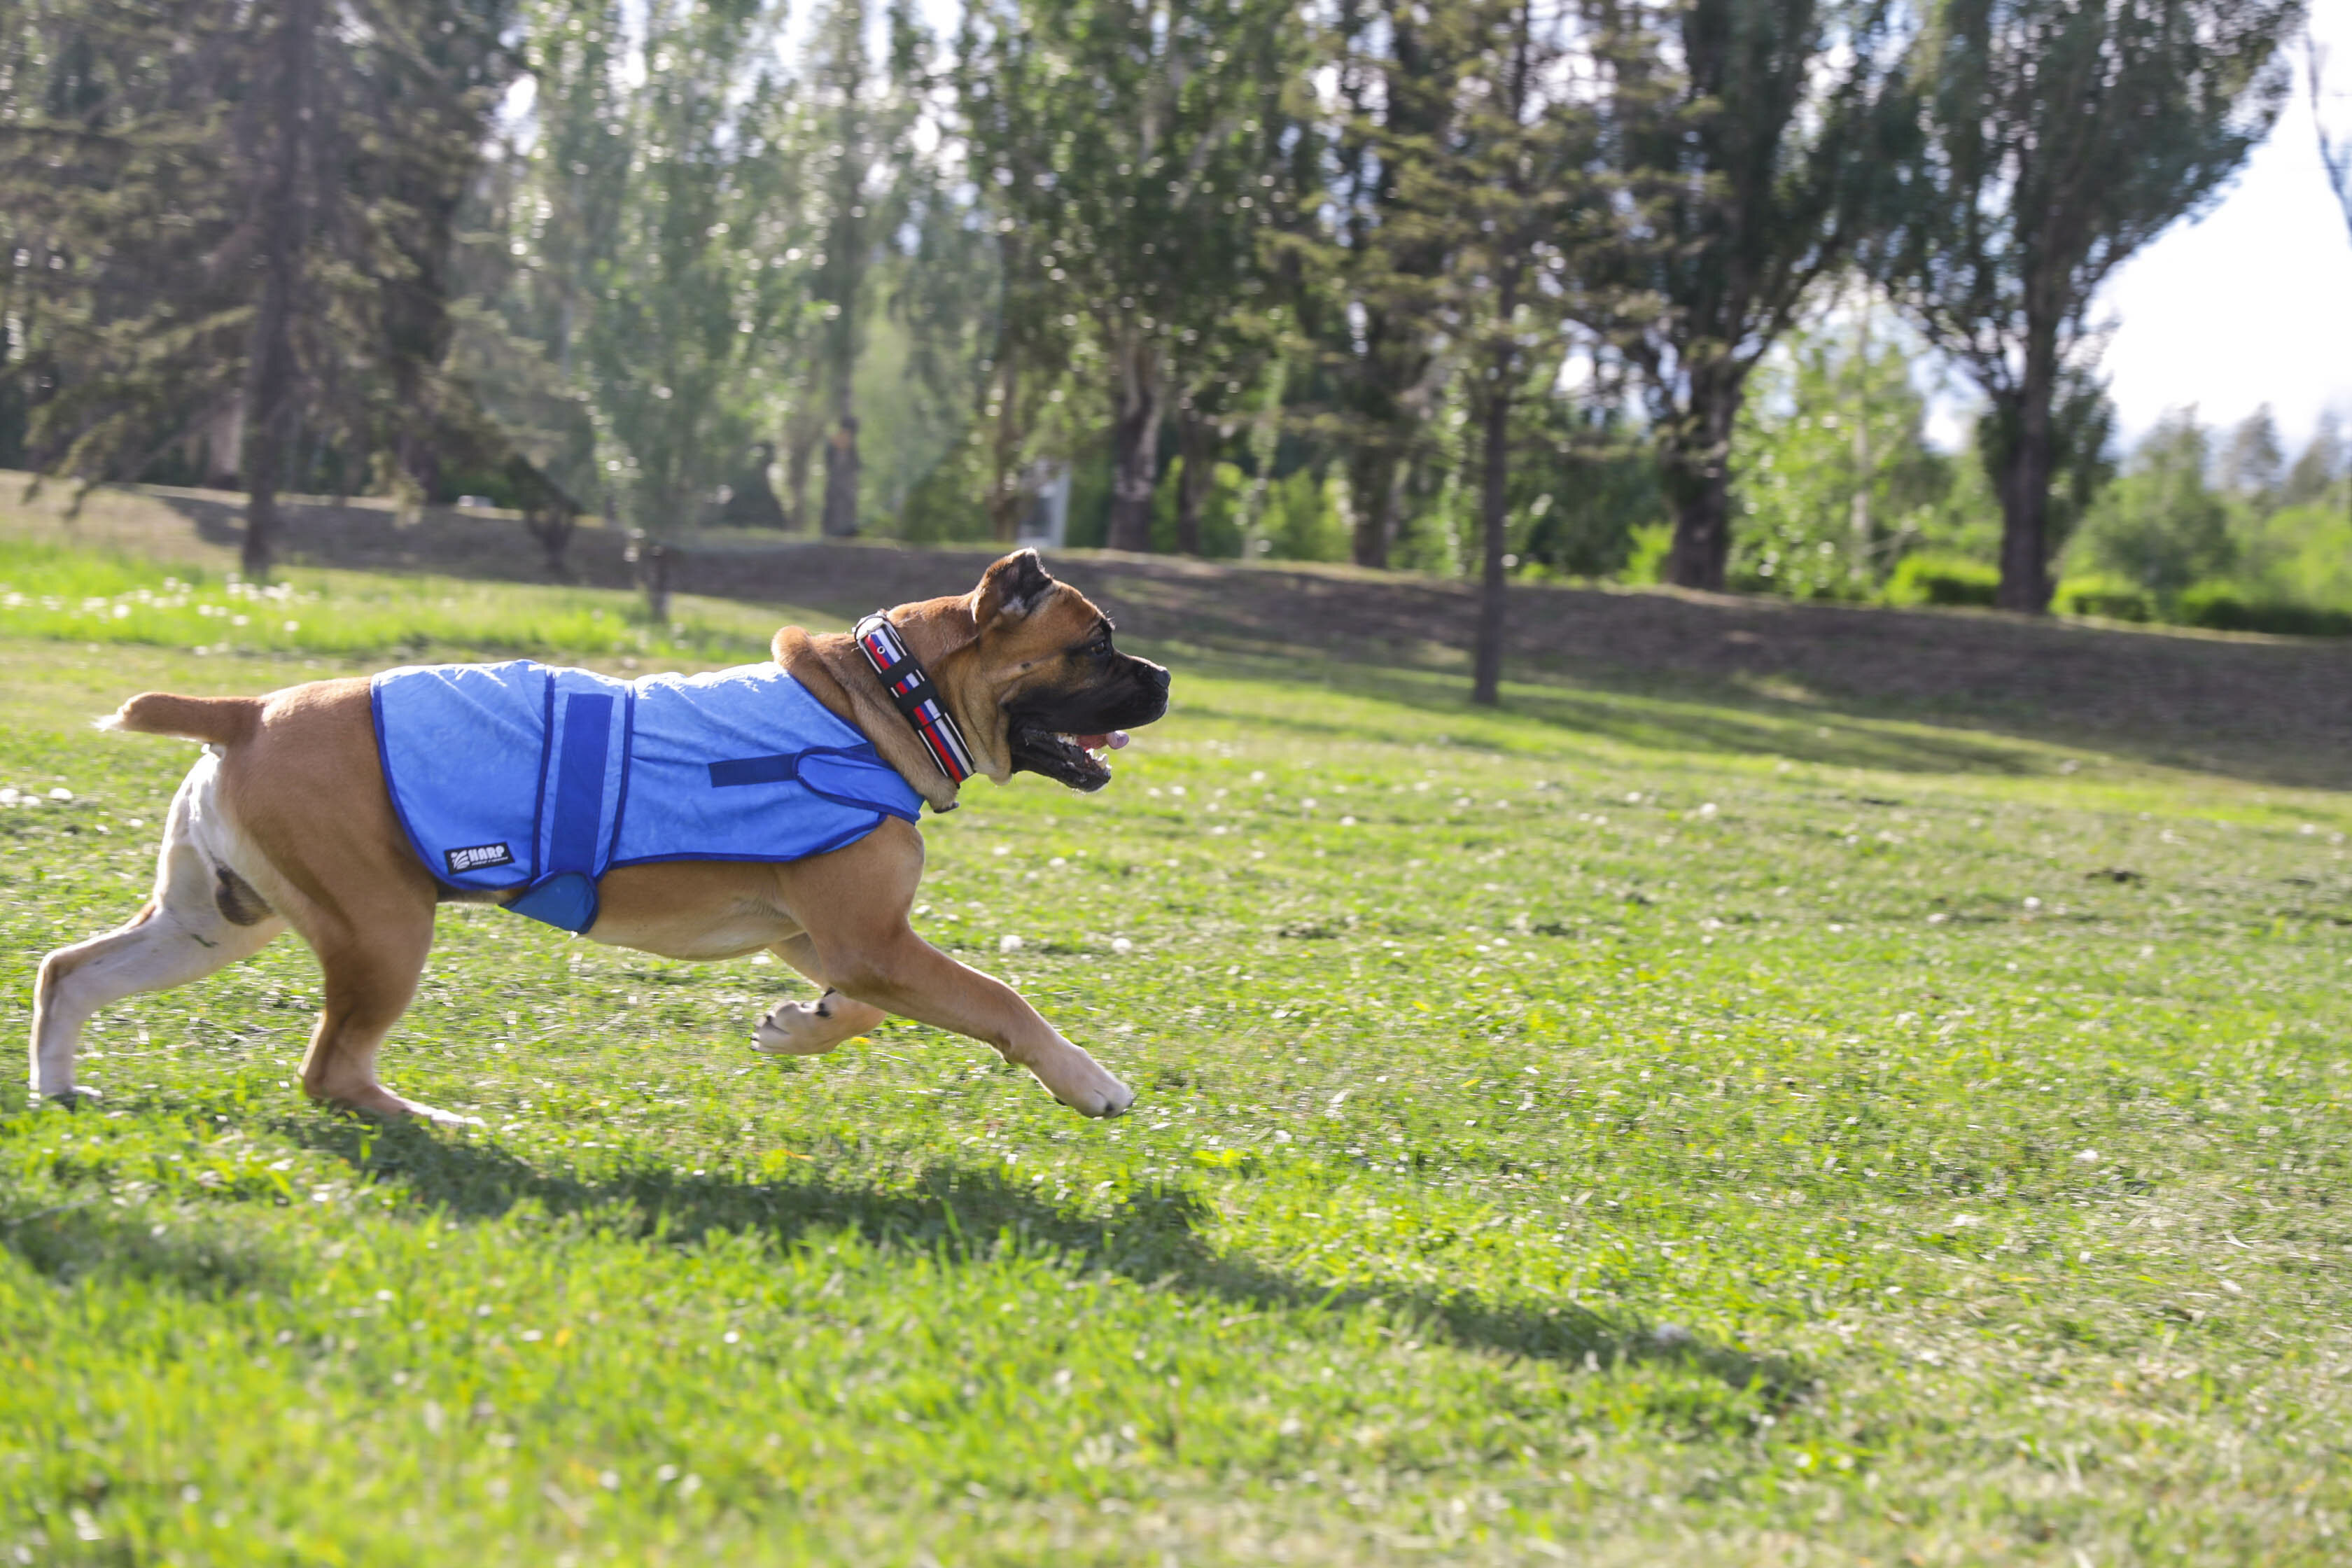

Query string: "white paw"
[[752, 1002, 850, 1057], [1047, 1059, 1135, 1119]]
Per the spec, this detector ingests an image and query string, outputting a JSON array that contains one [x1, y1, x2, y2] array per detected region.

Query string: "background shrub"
[[1882, 554, 1998, 608], [2174, 582, 2352, 637], [2052, 574, 2153, 622]]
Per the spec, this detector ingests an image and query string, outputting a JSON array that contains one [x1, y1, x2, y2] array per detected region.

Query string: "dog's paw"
[[1056, 1067, 1136, 1119], [753, 992, 882, 1057], [317, 1083, 482, 1128], [36, 1085, 102, 1111], [753, 1004, 846, 1057]]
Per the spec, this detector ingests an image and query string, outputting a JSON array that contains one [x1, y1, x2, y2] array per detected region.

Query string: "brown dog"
[[29, 551, 1169, 1123]]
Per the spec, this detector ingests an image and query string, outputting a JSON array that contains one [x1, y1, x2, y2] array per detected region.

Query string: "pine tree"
[[0, 0, 519, 578], [1401, 0, 1605, 703], [1298, 0, 1470, 568]]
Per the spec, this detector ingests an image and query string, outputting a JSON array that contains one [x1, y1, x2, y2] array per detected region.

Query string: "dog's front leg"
[[752, 935, 885, 1057], [784, 822, 1132, 1116], [823, 932, 1134, 1116]]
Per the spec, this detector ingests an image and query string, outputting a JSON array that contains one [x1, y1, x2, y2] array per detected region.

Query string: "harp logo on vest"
[[445, 842, 515, 875]]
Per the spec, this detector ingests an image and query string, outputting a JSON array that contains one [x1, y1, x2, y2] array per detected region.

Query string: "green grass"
[[3, 540, 2351, 1564], [0, 537, 779, 664]]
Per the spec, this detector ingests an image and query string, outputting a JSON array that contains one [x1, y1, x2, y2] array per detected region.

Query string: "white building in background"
[[1017, 461, 1070, 549]]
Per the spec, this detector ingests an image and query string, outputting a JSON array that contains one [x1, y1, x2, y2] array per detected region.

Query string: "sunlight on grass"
[[0, 538, 781, 664]]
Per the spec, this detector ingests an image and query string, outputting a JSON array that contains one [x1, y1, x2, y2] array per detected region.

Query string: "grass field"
[[3, 535, 2350, 1565]]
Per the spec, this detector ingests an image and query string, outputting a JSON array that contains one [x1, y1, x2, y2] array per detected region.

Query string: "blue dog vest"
[[370, 660, 923, 934]]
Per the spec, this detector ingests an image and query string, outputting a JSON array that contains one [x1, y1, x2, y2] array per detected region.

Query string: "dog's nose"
[[1140, 662, 1171, 692]]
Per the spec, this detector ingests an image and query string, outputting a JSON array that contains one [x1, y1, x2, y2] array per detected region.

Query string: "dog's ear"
[[974, 549, 1056, 624]]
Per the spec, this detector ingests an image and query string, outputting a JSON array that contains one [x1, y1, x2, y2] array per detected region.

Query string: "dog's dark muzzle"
[[1005, 657, 1172, 791]]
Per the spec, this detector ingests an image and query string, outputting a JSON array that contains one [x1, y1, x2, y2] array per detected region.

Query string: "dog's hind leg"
[[29, 761, 286, 1102], [290, 903, 472, 1126], [752, 934, 886, 1057]]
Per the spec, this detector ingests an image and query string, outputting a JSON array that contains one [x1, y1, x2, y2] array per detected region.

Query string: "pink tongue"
[[1072, 731, 1130, 752]]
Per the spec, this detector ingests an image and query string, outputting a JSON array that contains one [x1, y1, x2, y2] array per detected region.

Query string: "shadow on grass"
[[281, 1116, 1805, 1406], [1, 1194, 284, 1296], [1166, 645, 2058, 780], [63, 487, 2352, 790]]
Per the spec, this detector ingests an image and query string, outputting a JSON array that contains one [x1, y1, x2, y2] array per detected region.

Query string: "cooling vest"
[[370, 660, 924, 934]]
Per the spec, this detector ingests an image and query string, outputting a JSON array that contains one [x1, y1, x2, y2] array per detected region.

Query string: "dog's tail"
[[99, 692, 263, 746]]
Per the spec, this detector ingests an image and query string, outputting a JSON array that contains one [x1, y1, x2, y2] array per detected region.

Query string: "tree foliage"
[[0, 0, 523, 574], [1729, 302, 1951, 596], [1581, 0, 1914, 592], [1886, 0, 2301, 610]]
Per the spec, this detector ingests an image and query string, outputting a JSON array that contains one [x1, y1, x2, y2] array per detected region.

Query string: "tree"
[[1887, 0, 2300, 611], [2281, 410, 2343, 507], [445, 0, 631, 568], [2068, 407, 2234, 598], [1, 0, 251, 496], [1729, 298, 1952, 596], [946, 8, 1091, 543], [957, 0, 1298, 552], [0, 0, 517, 577], [373, 0, 533, 511], [797, 0, 927, 538], [2218, 402, 2285, 505], [1581, 0, 1913, 592], [1401, 0, 1602, 704], [1301, 0, 1470, 568], [489, 0, 806, 562]]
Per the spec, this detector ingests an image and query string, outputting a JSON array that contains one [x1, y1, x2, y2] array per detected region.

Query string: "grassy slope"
[[1, 548, 2350, 1565]]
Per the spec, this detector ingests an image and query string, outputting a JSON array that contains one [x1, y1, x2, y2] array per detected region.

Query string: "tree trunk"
[[987, 358, 1024, 544], [238, 0, 316, 583], [820, 412, 860, 537], [1471, 369, 1514, 707], [1348, 444, 1396, 568], [629, 532, 675, 622], [524, 505, 577, 578], [1662, 370, 1741, 592], [1174, 405, 1216, 556], [1105, 338, 1163, 553], [1993, 342, 2059, 613]]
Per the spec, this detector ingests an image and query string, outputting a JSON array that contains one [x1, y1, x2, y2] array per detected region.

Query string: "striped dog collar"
[[853, 611, 977, 798]]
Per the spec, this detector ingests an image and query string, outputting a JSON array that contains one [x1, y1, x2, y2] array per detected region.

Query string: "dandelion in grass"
[[1000, 934, 1024, 953]]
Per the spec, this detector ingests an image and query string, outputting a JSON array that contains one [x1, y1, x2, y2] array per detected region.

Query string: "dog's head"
[[950, 550, 1170, 792]]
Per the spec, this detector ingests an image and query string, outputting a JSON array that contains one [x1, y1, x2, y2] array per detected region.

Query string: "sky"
[[2092, 1, 2352, 454]]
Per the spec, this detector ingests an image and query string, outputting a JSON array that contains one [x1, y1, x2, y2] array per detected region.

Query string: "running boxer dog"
[[29, 550, 1170, 1124]]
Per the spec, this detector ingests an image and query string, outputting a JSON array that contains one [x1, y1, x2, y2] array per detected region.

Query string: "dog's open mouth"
[[1009, 726, 1129, 792]]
